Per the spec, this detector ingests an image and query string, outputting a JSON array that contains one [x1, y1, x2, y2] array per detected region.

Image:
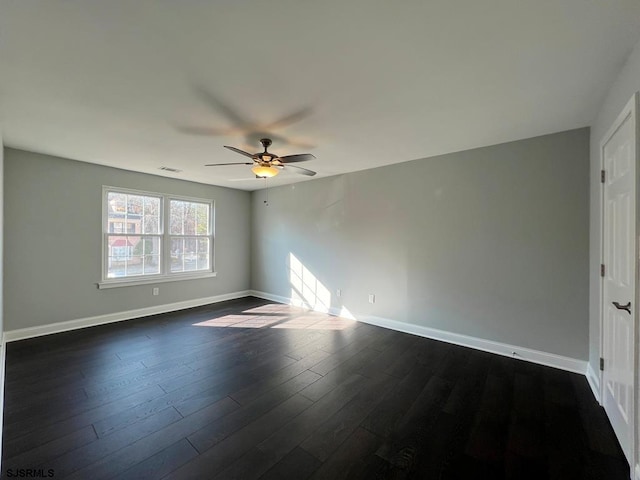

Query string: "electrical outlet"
[[336, 289, 342, 298], [368, 294, 375, 304], [152, 287, 159, 296]]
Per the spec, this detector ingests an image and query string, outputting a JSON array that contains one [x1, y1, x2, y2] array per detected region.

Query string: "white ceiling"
[[2, 1, 640, 191]]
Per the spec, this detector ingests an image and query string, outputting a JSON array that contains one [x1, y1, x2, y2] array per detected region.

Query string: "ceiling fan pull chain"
[[264, 177, 269, 206]]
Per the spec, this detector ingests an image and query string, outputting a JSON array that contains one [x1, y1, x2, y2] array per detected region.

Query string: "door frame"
[[599, 91, 639, 473]]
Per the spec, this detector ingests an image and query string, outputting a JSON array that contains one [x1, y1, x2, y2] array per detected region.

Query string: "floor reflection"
[[192, 304, 355, 331]]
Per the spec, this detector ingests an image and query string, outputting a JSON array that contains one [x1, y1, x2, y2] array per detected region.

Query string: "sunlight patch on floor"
[[272, 314, 355, 330], [193, 314, 288, 328], [192, 303, 355, 330]]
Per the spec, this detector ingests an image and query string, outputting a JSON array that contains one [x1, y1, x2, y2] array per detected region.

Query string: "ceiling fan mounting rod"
[[260, 138, 272, 151]]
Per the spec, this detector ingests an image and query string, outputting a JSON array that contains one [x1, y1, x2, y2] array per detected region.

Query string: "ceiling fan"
[[206, 138, 316, 178]]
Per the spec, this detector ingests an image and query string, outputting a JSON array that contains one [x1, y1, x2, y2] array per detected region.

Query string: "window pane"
[[144, 255, 161, 275], [143, 197, 161, 234], [144, 196, 159, 216], [140, 237, 161, 275], [170, 201, 184, 235], [170, 237, 209, 273], [184, 202, 196, 235], [185, 238, 197, 271], [107, 235, 160, 278], [197, 238, 210, 270], [170, 200, 209, 236], [127, 195, 143, 215], [170, 237, 184, 272], [143, 216, 158, 234], [197, 203, 209, 235], [108, 192, 126, 215], [108, 191, 160, 236]]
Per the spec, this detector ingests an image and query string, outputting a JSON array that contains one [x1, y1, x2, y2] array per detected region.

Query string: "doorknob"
[[612, 301, 631, 314]]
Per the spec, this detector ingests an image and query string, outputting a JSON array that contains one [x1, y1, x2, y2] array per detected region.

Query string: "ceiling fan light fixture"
[[251, 165, 280, 178]]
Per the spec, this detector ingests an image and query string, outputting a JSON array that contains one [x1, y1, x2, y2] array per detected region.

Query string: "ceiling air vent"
[[158, 166, 182, 173]]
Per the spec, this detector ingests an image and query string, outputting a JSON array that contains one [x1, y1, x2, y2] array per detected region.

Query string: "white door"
[[601, 93, 637, 467]]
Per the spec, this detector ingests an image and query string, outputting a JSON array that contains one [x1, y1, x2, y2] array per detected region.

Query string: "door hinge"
[[600, 264, 605, 277], [600, 357, 604, 371], [601, 170, 605, 183]]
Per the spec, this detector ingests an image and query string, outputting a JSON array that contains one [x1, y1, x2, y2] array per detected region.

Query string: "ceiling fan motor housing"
[[260, 138, 272, 149]]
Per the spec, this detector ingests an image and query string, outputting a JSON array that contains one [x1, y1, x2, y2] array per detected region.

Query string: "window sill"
[[97, 272, 217, 289]]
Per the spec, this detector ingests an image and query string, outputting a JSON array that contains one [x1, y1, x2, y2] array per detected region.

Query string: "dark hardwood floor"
[[1, 296, 629, 479]]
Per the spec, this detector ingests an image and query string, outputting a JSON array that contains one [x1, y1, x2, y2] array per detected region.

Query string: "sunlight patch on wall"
[[289, 253, 331, 313], [338, 306, 356, 320]]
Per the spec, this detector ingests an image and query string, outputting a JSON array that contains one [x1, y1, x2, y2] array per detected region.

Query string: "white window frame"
[[99, 186, 216, 289]]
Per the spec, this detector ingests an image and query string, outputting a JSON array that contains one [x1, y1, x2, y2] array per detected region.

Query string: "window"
[[169, 199, 211, 273], [101, 187, 214, 287]]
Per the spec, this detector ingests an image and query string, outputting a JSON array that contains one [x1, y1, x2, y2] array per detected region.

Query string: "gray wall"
[[0, 135, 3, 338], [3, 148, 251, 331], [252, 128, 590, 360], [589, 37, 640, 372]]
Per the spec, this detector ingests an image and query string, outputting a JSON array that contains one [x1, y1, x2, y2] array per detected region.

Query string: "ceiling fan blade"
[[193, 86, 251, 128], [279, 139, 316, 150], [278, 153, 316, 163], [224, 146, 256, 158], [286, 165, 317, 176], [177, 125, 243, 137], [204, 162, 254, 166], [264, 107, 313, 130]]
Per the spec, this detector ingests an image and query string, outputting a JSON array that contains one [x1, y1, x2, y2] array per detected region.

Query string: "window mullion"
[[163, 197, 169, 276]]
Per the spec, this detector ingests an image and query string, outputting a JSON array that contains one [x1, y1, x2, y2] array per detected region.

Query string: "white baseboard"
[[586, 362, 601, 404], [250, 290, 345, 317], [359, 314, 588, 375], [250, 290, 588, 376], [634, 463, 639, 480], [4, 290, 251, 342]]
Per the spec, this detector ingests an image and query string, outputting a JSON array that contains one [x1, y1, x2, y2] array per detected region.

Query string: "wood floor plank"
[[258, 446, 321, 480], [4, 425, 97, 471], [3, 384, 166, 459], [360, 365, 433, 437], [117, 438, 199, 480], [300, 372, 397, 462], [506, 373, 546, 460], [187, 369, 321, 453], [66, 396, 240, 480], [375, 374, 453, 469], [572, 374, 624, 457], [83, 364, 193, 398], [45, 406, 184, 477], [229, 349, 329, 406], [3, 385, 168, 456], [166, 394, 313, 479], [301, 347, 381, 401], [463, 373, 513, 466], [377, 374, 453, 457], [307, 427, 381, 480], [213, 373, 370, 480]]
